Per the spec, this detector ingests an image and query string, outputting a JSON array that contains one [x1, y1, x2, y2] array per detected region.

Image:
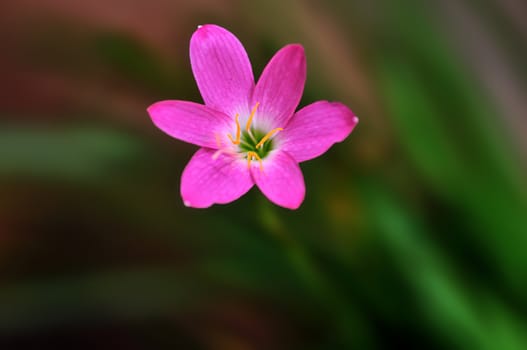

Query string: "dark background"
[[1, 0, 527, 349]]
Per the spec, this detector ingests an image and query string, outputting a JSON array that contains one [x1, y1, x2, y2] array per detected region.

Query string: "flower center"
[[226, 102, 283, 170]]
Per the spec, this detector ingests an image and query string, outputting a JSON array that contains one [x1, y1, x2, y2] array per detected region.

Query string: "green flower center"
[[238, 129, 275, 159], [224, 102, 283, 169]]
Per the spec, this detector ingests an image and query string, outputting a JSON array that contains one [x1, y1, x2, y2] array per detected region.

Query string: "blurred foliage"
[[1, 0, 526, 349]]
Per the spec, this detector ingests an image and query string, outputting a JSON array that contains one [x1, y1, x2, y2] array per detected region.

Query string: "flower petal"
[[181, 148, 254, 208], [190, 24, 254, 116], [280, 101, 358, 162], [251, 151, 305, 209], [251, 44, 306, 129], [148, 100, 231, 149]]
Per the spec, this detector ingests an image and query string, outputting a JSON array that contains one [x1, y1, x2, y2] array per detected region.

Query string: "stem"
[[258, 200, 372, 347]]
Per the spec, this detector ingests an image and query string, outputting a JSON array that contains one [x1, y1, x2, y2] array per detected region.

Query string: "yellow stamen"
[[227, 113, 241, 144], [245, 102, 260, 132], [246, 151, 263, 171], [246, 151, 253, 169], [214, 133, 222, 148], [255, 128, 283, 149]]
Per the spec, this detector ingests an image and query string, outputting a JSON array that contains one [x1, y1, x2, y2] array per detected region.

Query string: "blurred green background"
[[1, 0, 527, 349]]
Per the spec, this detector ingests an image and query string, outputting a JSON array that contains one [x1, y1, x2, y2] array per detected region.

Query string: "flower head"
[[148, 24, 358, 209]]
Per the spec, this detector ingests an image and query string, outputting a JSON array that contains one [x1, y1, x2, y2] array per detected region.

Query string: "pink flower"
[[148, 24, 358, 209]]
